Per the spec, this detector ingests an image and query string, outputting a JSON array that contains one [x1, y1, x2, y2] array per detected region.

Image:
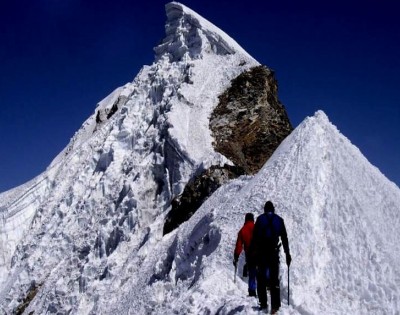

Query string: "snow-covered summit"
[[155, 2, 256, 62]]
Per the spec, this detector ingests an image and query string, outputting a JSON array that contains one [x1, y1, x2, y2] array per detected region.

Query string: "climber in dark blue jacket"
[[251, 201, 291, 313]]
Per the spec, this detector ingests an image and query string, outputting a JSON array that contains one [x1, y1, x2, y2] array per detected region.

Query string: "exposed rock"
[[164, 66, 293, 234], [163, 164, 244, 235], [96, 95, 128, 124], [210, 65, 293, 174], [15, 283, 41, 315]]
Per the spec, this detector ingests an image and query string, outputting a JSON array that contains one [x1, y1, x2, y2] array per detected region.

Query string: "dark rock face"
[[163, 165, 244, 235], [210, 65, 293, 174], [163, 65, 293, 235]]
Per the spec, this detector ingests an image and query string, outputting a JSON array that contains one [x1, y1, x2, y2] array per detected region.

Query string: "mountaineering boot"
[[271, 308, 279, 314]]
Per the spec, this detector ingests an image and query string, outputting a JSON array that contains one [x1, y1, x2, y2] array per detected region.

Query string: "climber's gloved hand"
[[233, 255, 238, 267], [286, 253, 292, 267]]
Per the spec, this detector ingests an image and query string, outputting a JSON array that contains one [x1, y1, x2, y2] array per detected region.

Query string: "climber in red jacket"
[[233, 213, 257, 296]]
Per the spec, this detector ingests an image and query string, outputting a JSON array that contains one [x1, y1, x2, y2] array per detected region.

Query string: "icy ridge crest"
[[154, 2, 256, 62]]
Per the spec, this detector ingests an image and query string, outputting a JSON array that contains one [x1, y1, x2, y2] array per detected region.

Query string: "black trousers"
[[256, 260, 280, 309]]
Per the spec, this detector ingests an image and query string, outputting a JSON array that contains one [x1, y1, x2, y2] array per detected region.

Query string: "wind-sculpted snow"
[[156, 2, 256, 62], [0, 173, 51, 287]]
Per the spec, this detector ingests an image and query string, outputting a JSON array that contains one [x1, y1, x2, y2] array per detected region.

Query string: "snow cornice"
[[155, 2, 257, 63]]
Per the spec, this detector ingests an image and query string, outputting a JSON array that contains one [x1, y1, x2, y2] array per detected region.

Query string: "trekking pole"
[[288, 265, 290, 305], [234, 264, 237, 283]]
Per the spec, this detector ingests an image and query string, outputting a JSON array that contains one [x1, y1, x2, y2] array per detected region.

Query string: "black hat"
[[245, 213, 254, 222], [264, 201, 275, 213]]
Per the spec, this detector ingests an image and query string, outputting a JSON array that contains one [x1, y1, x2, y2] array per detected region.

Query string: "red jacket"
[[234, 220, 255, 259]]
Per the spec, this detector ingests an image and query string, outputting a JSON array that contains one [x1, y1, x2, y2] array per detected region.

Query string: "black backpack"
[[262, 214, 280, 253]]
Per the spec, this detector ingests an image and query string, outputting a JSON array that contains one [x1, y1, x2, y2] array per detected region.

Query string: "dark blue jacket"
[[251, 212, 290, 265]]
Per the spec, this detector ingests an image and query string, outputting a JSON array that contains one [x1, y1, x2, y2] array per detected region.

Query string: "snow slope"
[[1, 2, 399, 315], [100, 111, 400, 315]]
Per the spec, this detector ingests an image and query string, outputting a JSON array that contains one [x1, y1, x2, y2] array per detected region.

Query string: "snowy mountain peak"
[[1, 2, 399, 314], [0, 3, 263, 312], [154, 2, 256, 62], [312, 109, 329, 122]]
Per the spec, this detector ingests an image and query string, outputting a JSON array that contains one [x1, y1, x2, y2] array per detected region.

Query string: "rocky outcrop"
[[163, 164, 244, 235], [210, 65, 293, 174], [15, 283, 41, 315], [164, 66, 293, 234]]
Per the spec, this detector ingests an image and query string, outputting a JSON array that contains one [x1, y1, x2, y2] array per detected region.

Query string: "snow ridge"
[[155, 2, 256, 62], [101, 111, 400, 315]]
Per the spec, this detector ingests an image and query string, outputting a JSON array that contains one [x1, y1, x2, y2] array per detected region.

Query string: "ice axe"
[[234, 263, 237, 283]]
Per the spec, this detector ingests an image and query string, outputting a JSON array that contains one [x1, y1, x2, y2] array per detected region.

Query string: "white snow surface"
[[1, 2, 399, 315], [102, 111, 400, 315]]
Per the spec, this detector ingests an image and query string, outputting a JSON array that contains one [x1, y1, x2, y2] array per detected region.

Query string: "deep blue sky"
[[1, 0, 399, 192]]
